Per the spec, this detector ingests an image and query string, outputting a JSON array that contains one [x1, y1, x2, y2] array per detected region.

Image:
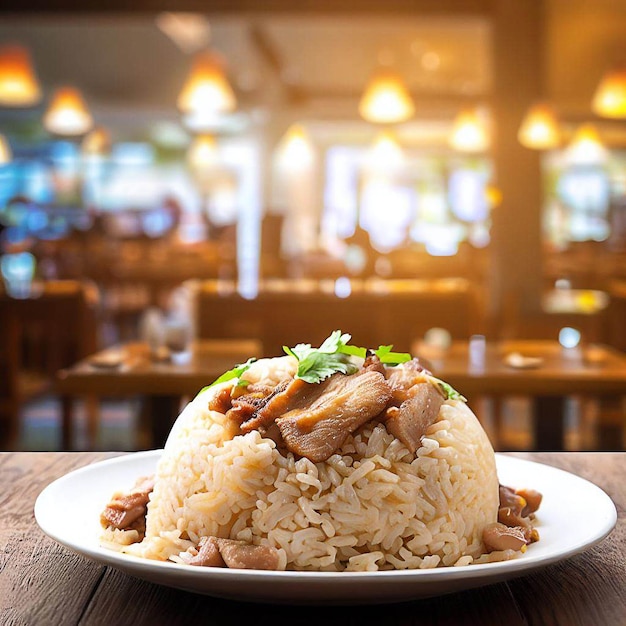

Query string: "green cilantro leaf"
[[284, 330, 360, 384], [319, 330, 351, 353], [374, 344, 412, 365], [338, 344, 367, 358], [196, 358, 257, 396]]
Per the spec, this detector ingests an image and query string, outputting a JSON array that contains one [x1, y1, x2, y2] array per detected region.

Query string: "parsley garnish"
[[284, 330, 360, 384], [373, 344, 412, 365], [283, 331, 418, 384], [197, 358, 257, 396]]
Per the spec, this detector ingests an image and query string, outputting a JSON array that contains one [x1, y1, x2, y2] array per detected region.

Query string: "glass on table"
[[469, 334, 486, 371], [163, 314, 193, 365], [139, 307, 166, 360], [1, 251, 36, 299]]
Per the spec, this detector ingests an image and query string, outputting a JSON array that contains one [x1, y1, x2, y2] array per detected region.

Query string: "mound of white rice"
[[104, 356, 500, 571]]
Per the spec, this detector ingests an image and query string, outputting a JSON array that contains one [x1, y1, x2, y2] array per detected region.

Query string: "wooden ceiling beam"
[[0, 0, 493, 15], [247, 24, 307, 105]]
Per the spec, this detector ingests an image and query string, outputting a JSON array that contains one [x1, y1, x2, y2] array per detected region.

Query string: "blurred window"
[[322, 146, 492, 255], [360, 178, 414, 252], [323, 146, 360, 240], [448, 168, 489, 222], [542, 150, 626, 246]]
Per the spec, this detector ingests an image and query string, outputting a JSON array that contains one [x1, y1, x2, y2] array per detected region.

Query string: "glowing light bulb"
[[359, 71, 415, 124], [277, 125, 314, 171], [565, 124, 607, 166], [0, 45, 41, 107], [592, 67, 626, 119], [365, 130, 404, 173], [518, 103, 561, 150], [187, 134, 218, 170], [485, 184, 503, 209], [82, 127, 111, 156], [44, 87, 93, 136], [449, 108, 489, 153], [177, 51, 237, 116]]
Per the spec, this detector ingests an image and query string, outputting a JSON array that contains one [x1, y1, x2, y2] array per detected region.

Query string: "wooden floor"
[[8, 394, 617, 452]]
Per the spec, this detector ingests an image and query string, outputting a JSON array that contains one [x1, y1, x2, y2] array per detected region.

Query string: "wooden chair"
[[194, 278, 481, 358], [0, 307, 20, 447], [0, 280, 99, 449]]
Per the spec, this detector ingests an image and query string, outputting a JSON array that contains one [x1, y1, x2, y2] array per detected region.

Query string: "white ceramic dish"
[[34, 451, 617, 605]]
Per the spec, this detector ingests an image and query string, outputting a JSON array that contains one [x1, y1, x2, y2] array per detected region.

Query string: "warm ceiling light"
[[485, 184, 503, 209], [365, 130, 404, 173], [449, 108, 489, 153], [277, 124, 314, 171], [0, 134, 12, 164], [43, 87, 94, 136], [0, 45, 41, 107], [359, 71, 415, 124], [565, 124, 607, 165], [82, 126, 111, 156], [187, 133, 218, 170], [177, 51, 237, 116], [592, 67, 626, 119], [518, 102, 561, 150]]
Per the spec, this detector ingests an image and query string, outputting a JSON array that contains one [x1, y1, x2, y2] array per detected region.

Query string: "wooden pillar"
[[491, 0, 545, 325]]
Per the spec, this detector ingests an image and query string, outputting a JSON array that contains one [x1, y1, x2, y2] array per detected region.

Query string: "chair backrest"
[[194, 278, 481, 358], [1, 280, 98, 378], [0, 305, 20, 446]]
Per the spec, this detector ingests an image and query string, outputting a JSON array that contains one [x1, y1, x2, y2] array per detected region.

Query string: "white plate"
[[34, 451, 617, 605]]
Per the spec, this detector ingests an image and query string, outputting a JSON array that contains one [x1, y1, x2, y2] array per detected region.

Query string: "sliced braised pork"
[[483, 484, 543, 553], [497, 484, 542, 528], [207, 386, 233, 414], [227, 380, 290, 429], [239, 378, 306, 434], [385, 358, 432, 404], [188, 536, 226, 567], [216, 539, 281, 570], [100, 475, 154, 532], [482, 523, 528, 552], [188, 537, 280, 570], [362, 353, 386, 375], [274, 370, 392, 462], [517, 488, 543, 517], [383, 382, 446, 453]]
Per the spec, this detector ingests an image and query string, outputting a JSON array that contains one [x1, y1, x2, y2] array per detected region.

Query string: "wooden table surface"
[[1, 452, 623, 625]]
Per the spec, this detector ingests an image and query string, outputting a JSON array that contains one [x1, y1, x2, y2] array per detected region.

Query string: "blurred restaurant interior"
[[1, 0, 626, 453]]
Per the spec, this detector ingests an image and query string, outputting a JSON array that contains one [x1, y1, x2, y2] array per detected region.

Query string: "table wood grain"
[[1, 452, 624, 625]]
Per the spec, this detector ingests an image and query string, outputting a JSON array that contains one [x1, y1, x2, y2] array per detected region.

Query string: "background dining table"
[[0, 451, 623, 625], [56, 338, 262, 450], [416, 339, 626, 450]]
